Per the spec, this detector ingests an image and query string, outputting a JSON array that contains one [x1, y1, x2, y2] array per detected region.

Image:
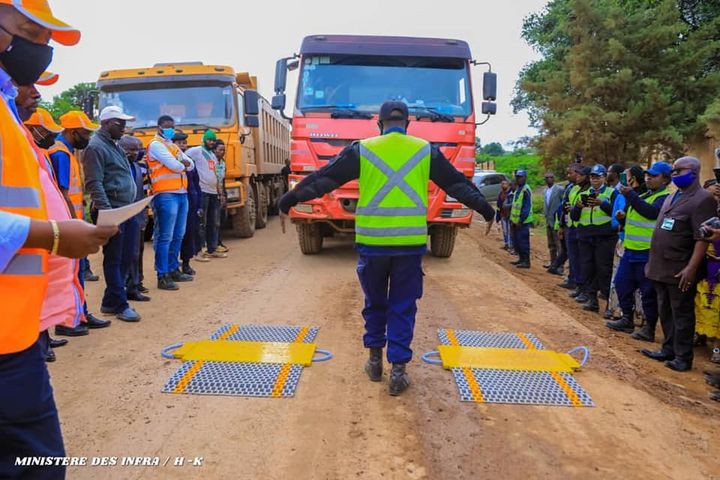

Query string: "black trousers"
[[653, 281, 697, 363], [546, 225, 560, 264], [578, 234, 617, 298]]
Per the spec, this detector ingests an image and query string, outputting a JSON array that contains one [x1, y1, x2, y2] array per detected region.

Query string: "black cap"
[[379, 101, 409, 122], [172, 130, 188, 141]]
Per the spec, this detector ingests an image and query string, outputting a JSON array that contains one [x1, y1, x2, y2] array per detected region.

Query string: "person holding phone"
[[570, 164, 619, 312]]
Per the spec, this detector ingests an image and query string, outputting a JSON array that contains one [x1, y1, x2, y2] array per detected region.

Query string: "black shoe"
[[158, 275, 179, 291], [665, 358, 692, 372], [606, 316, 635, 333], [170, 270, 194, 282], [128, 291, 151, 302], [711, 390, 720, 402], [515, 260, 530, 269], [574, 293, 590, 303], [181, 263, 196, 276], [582, 299, 599, 312], [84, 270, 99, 282], [365, 347, 383, 382], [704, 372, 720, 389], [640, 349, 674, 362], [388, 363, 410, 396], [558, 281, 576, 290], [45, 347, 56, 362], [84, 313, 111, 329], [49, 337, 68, 348], [55, 324, 89, 337], [602, 309, 614, 320], [569, 288, 582, 298], [138, 284, 150, 294], [510, 259, 521, 266], [631, 324, 655, 342], [547, 267, 563, 276]]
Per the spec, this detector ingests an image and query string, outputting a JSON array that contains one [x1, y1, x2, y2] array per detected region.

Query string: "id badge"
[[661, 218, 675, 231]]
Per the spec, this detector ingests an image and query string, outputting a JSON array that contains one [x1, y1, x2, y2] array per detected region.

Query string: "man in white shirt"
[[146, 115, 195, 290], [186, 130, 226, 258]]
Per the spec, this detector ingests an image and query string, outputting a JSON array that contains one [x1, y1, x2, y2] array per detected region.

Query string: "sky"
[[46, 0, 548, 148]]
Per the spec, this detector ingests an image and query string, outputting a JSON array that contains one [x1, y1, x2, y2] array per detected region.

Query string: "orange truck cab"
[[272, 35, 497, 257]]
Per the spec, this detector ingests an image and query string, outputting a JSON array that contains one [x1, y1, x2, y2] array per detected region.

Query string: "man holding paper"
[[82, 106, 142, 322]]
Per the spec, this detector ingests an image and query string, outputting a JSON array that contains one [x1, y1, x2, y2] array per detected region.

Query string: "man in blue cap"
[[510, 169, 534, 268], [278, 100, 495, 395], [607, 162, 671, 338], [570, 164, 619, 312]]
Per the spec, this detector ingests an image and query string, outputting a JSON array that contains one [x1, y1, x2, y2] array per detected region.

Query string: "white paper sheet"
[[96, 196, 154, 227]]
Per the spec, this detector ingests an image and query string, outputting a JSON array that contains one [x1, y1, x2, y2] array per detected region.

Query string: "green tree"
[[481, 142, 505, 156], [514, 0, 720, 170], [41, 82, 95, 119]]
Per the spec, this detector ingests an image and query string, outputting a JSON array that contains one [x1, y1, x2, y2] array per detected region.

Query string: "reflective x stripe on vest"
[[510, 185, 534, 224], [0, 95, 49, 355], [49, 140, 84, 218], [355, 133, 431, 246], [147, 136, 187, 194], [578, 186, 614, 226], [624, 187, 668, 250]]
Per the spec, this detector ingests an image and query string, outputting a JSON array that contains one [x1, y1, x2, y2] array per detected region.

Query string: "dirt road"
[[52, 219, 720, 479]]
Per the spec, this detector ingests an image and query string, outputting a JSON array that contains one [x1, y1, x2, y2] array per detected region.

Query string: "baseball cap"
[[515, 169, 528, 177], [99, 106, 135, 122], [24, 107, 62, 133], [0, 0, 81, 46], [60, 110, 99, 131], [645, 162, 672, 177], [36, 71, 58, 86], [379, 101, 409, 122], [590, 164, 607, 176]]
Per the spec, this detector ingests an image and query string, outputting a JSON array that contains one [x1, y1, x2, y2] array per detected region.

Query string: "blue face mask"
[[162, 128, 175, 140], [672, 171, 696, 189]]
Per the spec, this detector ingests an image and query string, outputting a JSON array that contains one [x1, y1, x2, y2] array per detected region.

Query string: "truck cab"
[[273, 35, 496, 256]]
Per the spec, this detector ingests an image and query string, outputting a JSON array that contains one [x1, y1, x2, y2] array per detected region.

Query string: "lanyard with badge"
[[661, 191, 681, 231]]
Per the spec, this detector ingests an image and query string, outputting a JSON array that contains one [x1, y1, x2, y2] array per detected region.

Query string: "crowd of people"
[[495, 157, 720, 401], [24, 104, 231, 361]]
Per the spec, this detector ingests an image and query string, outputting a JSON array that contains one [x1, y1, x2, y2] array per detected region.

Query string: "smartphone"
[[619, 172, 628, 186]]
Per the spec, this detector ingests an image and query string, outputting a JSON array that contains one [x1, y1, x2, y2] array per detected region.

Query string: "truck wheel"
[[255, 183, 268, 229], [429, 225, 457, 258], [231, 184, 256, 238], [296, 223, 323, 254]]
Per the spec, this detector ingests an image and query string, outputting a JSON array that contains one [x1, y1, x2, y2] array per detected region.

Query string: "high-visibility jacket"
[[0, 96, 49, 355], [147, 135, 187, 194], [48, 140, 84, 219], [510, 184, 534, 224], [566, 184, 582, 227], [578, 186, 614, 226], [355, 132, 430, 246], [624, 187, 669, 251]]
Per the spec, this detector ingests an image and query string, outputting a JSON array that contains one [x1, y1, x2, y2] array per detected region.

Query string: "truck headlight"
[[450, 208, 470, 218], [293, 203, 313, 214], [226, 187, 240, 201]]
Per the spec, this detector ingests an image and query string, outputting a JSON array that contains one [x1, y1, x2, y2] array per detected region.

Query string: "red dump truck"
[[272, 34, 497, 257]]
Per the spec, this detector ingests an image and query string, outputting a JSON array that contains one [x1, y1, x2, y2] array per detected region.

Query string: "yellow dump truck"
[[95, 62, 290, 237]]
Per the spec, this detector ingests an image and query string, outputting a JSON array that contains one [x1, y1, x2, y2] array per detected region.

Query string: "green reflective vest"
[[355, 132, 431, 246], [623, 187, 668, 251], [566, 184, 582, 227], [578, 186, 614, 227], [510, 185, 534, 224]]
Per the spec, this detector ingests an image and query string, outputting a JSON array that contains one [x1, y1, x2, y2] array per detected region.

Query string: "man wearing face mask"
[[15, 70, 57, 122], [83, 105, 143, 323], [641, 157, 718, 372], [24, 107, 60, 151], [278, 101, 495, 396]]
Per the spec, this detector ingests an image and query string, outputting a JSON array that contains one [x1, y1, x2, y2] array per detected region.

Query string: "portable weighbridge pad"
[[161, 324, 330, 398], [422, 329, 594, 407]]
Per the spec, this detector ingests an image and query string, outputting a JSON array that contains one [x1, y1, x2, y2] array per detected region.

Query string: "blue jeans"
[[200, 193, 220, 254], [101, 216, 138, 313], [614, 256, 658, 326], [153, 193, 189, 277], [0, 340, 65, 479], [500, 218, 512, 248], [356, 254, 424, 363]]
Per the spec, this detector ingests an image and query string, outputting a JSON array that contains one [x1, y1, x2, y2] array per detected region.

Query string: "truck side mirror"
[[481, 102, 497, 115], [271, 94, 286, 111], [483, 72, 497, 101], [244, 90, 260, 127], [274, 58, 288, 95], [245, 116, 259, 128]]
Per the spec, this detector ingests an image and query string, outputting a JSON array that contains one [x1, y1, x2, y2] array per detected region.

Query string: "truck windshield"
[[297, 55, 472, 118], [99, 82, 235, 129]]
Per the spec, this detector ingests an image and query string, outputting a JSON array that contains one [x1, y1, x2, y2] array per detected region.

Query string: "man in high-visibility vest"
[[570, 164, 619, 312], [278, 101, 495, 395], [0, 2, 117, 477], [606, 162, 671, 338], [509, 169, 534, 268]]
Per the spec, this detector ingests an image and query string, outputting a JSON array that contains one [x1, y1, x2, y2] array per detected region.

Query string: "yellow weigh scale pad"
[[437, 345, 582, 372], [172, 340, 317, 366]]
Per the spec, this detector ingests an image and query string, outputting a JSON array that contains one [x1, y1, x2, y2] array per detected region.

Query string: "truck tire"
[[296, 223, 323, 254], [430, 225, 457, 258], [231, 184, 256, 238], [255, 183, 268, 229]]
